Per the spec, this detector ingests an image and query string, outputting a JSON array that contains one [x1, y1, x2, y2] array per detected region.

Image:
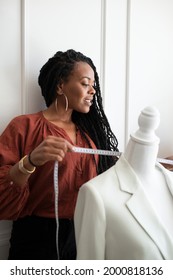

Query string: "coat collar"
[[114, 154, 173, 259]]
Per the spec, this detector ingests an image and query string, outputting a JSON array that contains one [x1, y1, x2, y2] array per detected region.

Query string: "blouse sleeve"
[[0, 119, 30, 220]]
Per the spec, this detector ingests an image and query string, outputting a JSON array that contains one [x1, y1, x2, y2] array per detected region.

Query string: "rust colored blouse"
[[0, 112, 98, 220]]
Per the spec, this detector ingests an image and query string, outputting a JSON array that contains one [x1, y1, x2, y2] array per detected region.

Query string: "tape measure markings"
[[72, 146, 121, 157], [72, 146, 173, 166]]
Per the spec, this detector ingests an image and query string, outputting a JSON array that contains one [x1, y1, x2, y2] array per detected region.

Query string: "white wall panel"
[[128, 0, 173, 157], [23, 0, 102, 113], [104, 0, 128, 152], [0, 0, 22, 132], [0, 221, 12, 260]]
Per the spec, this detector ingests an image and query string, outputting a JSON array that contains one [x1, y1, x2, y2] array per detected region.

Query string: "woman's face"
[[61, 62, 96, 113]]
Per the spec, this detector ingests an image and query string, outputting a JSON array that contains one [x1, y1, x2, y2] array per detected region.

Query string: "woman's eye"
[[82, 84, 96, 89]]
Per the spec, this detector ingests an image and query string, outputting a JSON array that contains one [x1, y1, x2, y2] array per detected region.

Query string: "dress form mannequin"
[[124, 106, 173, 237], [74, 106, 173, 259]]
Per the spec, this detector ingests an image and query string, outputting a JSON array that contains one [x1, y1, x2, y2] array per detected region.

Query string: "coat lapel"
[[115, 155, 173, 260]]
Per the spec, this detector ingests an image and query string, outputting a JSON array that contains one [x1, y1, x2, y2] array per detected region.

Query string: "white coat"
[[74, 155, 173, 260]]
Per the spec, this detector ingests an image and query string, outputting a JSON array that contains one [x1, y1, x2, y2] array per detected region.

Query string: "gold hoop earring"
[[55, 90, 68, 112], [63, 93, 68, 111], [55, 98, 58, 113]]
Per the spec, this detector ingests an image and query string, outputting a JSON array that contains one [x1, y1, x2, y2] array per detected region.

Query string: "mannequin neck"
[[124, 137, 159, 179]]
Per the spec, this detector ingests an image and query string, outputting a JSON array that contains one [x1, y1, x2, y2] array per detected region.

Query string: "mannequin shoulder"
[[79, 165, 119, 195]]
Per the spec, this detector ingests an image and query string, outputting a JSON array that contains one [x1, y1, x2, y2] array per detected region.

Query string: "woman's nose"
[[89, 85, 96, 95]]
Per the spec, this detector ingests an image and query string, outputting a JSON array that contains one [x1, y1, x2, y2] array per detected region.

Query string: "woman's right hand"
[[28, 136, 74, 166], [9, 136, 73, 186]]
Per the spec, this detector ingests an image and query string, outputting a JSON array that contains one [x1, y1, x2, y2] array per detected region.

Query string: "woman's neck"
[[43, 102, 72, 124]]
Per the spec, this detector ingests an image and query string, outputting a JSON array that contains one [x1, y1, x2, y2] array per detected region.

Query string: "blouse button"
[[10, 181, 14, 185]]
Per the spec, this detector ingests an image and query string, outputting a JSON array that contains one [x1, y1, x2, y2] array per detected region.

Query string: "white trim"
[[100, 0, 107, 107], [124, 0, 131, 147], [21, 0, 28, 114]]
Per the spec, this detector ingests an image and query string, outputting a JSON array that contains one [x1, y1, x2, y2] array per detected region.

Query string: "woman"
[[0, 49, 119, 260]]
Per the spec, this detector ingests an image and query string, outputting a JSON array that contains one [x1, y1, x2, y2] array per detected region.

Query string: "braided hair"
[[38, 49, 119, 174]]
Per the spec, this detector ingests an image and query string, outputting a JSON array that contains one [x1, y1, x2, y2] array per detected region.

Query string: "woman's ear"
[[56, 84, 63, 95], [57, 81, 64, 95]]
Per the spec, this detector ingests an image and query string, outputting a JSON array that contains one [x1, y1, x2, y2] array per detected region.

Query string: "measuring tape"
[[156, 157, 173, 165], [54, 160, 59, 259], [72, 146, 121, 157], [72, 146, 173, 165], [54, 146, 173, 259]]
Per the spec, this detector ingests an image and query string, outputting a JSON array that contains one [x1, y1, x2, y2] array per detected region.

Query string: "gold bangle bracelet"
[[18, 155, 36, 175]]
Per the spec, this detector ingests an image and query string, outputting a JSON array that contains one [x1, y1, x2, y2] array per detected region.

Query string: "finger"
[[46, 136, 73, 152]]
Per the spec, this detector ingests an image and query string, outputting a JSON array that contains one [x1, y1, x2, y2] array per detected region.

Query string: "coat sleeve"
[[74, 183, 106, 260]]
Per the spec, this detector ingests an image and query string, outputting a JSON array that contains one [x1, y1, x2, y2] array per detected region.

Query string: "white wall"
[[23, 0, 102, 114], [127, 0, 173, 156], [0, 0, 22, 130], [1, 0, 173, 259]]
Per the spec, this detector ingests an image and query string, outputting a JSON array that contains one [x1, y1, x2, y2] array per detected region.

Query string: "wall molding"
[[21, 0, 28, 114], [100, 0, 107, 106], [124, 0, 131, 147]]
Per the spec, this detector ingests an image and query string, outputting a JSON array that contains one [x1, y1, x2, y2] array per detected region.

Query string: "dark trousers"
[[8, 216, 76, 260]]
